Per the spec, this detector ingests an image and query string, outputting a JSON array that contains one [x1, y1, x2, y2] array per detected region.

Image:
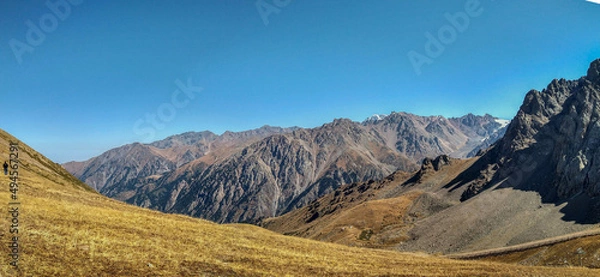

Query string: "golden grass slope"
[[0, 128, 598, 276], [311, 191, 423, 247]]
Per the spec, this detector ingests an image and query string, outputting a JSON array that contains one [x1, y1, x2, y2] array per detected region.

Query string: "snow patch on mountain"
[[362, 114, 388, 124], [495, 119, 510, 128]]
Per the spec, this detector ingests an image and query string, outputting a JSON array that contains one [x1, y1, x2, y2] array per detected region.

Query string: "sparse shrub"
[[358, 229, 374, 241]]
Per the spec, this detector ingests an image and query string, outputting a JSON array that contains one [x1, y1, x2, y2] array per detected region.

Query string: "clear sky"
[[1, 0, 599, 163]]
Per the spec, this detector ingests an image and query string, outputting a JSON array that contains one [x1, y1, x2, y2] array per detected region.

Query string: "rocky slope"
[[63, 126, 296, 192], [261, 155, 475, 248]]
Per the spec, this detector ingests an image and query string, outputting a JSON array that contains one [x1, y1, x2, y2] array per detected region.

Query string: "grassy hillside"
[[0, 129, 598, 276]]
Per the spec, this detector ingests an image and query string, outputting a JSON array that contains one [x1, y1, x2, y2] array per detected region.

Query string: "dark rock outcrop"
[[453, 59, 600, 222]]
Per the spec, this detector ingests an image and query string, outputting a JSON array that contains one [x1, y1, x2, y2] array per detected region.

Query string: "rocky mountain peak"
[[151, 131, 218, 149], [468, 58, 600, 205], [331, 118, 355, 126], [362, 114, 388, 125], [456, 113, 492, 127], [587, 58, 600, 84]]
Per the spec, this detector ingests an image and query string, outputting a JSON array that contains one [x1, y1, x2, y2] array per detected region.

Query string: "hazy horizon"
[[2, 0, 599, 163]]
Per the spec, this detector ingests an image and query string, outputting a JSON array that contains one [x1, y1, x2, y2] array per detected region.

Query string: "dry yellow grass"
[[0, 129, 599, 276], [305, 191, 423, 247]]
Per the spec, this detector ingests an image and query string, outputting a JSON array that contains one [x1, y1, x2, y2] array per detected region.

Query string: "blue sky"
[[1, 0, 599, 163]]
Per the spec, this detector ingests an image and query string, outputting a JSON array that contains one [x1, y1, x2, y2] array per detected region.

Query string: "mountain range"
[[64, 112, 507, 223], [263, 59, 600, 255], [63, 58, 600, 261], [8, 58, 600, 275], [2, 125, 592, 277]]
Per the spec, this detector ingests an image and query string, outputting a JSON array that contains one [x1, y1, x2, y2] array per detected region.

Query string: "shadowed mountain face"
[[456, 59, 600, 220], [263, 59, 600, 255], [65, 114, 505, 223]]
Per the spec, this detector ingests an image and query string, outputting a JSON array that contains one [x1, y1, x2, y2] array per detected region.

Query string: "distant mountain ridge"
[[63, 125, 297, 191], [64, 112, 506, 223]]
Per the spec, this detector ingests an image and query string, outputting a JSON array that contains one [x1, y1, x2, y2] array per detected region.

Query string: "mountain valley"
[[2, 127, 594, 276]]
